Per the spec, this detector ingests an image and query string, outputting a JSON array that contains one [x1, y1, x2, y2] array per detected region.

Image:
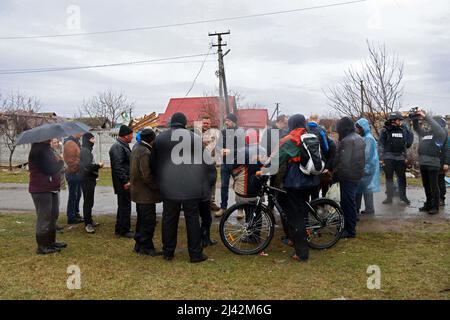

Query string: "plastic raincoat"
[[356, 118, 381, 194]]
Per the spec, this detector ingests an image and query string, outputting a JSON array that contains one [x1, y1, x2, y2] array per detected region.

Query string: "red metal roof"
[[158, 96, 268, 129], [158, 96, 236, 127], [236, 109, 268, 129]]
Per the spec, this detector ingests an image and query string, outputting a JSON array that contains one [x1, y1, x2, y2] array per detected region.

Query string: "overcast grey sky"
[[0, 0, 449, 118]]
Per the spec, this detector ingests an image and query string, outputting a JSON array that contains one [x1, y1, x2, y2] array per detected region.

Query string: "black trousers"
[[134, 203, 157, 252], [162, 199, 203, 259], [81, 179, 96, 226], [340, 181, 358, 236], [199, 200, 212, 240], [438, 173, 446, 202], [31, 192, 59, 247], [284, 188, 312, 260], [115, 192, 131, 235], [277, 192, 291, 240], [420, 166, 440, 210], [384, 159, 407, 199]]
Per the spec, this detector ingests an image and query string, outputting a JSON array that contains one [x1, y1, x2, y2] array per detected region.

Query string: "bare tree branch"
[[82, 90, 135, 127], [326, 41, 404, 137]]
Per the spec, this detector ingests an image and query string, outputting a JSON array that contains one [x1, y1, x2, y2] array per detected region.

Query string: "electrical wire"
[[0, 0, 368, 40], [0, 53, 215, 75]]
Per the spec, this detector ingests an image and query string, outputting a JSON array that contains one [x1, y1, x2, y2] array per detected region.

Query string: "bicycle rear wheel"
[[306, 198, 344, 250], [219, 202, 275, 255]]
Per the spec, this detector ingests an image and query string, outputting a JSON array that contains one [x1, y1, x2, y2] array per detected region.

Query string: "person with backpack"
[[263, 114, 320, 262], [355, 118, 381, 215], [79, 132, 104, 234], [307, 115, 337, 199], [412, 110, 448, 214], [379, 112, 414, 205], [333, 117, 366, 238]]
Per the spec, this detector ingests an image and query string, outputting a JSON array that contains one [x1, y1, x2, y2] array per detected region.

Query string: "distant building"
[[158, 96, 268, 129], [158, 96, 237, 128]]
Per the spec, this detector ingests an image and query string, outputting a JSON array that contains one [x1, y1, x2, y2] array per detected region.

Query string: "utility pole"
[[269, 103, 281, 121], [209, 31, 231, 121]]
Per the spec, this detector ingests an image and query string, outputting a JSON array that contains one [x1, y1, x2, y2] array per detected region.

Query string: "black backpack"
[[299, 133, 325, 176]]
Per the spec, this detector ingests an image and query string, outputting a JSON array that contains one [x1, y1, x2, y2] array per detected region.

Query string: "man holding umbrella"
[[16, 121, 89, 254]]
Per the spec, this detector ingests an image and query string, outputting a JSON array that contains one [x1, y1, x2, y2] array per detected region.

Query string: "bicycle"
[[219, 175, 345, 255]]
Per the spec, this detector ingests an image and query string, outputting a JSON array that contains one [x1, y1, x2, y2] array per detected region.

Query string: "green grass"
[[0, 212, 449, 300], [0, 168, 113, 186]]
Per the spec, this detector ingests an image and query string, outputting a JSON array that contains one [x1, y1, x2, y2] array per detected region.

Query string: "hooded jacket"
[[63, 136, 81, 174], [413, 115, 447, 168], [79, 133, 101, 181], [333, 117, 366, 183], [265, 114, 320, 190], [355, 119, 381, 194]]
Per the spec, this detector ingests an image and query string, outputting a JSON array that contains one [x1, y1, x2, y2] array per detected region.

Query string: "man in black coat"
[[151, 112, 209, 263], [109, 125, 134, 238], [334, 117, 366, 238], [80, 132, 103, 234], [379, 112, 414, 205]]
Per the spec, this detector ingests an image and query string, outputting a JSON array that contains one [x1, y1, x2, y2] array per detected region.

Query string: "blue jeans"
[[220, 164, 233, 209], [66, 173, 81, 222], [340, 181, 358, 236]]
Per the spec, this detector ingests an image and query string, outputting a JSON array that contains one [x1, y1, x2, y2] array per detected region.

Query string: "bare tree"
[[81, 90, 134, 127], [325, 41, 404, 137], [0, 92, 42, 170]]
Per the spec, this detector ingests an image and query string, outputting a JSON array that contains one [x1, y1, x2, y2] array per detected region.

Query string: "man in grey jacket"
[[333, 117, 366, 238], [413, 110, 448, 214]]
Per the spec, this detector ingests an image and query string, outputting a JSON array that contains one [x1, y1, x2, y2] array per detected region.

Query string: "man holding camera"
[[379, 112, 414, 205], [412, 110, 448, 214]]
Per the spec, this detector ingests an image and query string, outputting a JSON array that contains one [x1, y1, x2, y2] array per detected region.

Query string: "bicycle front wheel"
[[306, 198, 345, 250], [219, 202, 275, 255]]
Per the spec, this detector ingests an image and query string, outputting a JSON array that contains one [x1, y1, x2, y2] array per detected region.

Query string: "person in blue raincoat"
[[355, 118, 381, 215]]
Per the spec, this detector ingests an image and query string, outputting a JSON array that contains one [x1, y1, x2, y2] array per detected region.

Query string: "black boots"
[[36, 246, 60, 255], [201, 229, 217, 248]]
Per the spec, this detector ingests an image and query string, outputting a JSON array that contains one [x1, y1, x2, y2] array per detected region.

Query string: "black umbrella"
[[15, 121, 91, 145]]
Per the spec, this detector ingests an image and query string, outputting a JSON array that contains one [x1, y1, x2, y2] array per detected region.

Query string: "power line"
[[0, 53, 215, 75], [184, 46, 213, 96], [0, 0, 368, 40]]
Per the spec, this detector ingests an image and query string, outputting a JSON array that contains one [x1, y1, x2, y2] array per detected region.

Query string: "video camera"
[[408, 107, 421, 121]]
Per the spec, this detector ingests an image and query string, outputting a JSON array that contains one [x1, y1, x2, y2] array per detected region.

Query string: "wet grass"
[[0, 212, 449, 300]]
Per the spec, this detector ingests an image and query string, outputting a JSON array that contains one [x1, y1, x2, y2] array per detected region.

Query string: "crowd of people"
[[27, 108, 449, 262]]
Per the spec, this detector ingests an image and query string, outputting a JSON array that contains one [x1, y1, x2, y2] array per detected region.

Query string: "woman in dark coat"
[[28, 140, 66, 254], [80, 132, 103, 233]]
